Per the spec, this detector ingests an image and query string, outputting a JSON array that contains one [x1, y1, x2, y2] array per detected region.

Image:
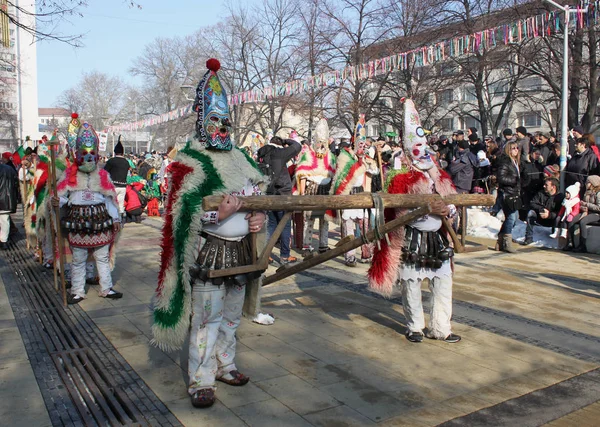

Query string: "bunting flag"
[[108, 1, 599, 133]]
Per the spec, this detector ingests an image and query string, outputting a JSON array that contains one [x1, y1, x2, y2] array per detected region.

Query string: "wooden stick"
[[441, 216, 464, 254], [48, 141, 67, 306], [262, 205, 431, 286], [203, 193, 494, 212]]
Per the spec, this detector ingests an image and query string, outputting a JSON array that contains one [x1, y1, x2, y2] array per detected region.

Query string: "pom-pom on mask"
[[193, 58, 233, 151], [75, 122, 99, 173]]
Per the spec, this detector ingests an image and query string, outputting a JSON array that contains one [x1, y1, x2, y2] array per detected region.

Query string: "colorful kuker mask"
[[401, 98, 435, 171], [193, 58, 232, 151], [75, 122, 99, 173]]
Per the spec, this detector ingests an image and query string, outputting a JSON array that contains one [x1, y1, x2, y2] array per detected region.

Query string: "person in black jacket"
[[104, 138, 131, 222], [257, 136, 301, 264], [519, 148, 545, 220], [565, 135, 599, 198], [448, 140, 477, 194], [495, 141, 521, 253], [522, 177, 564, 245], [0, 161, 19, 249]]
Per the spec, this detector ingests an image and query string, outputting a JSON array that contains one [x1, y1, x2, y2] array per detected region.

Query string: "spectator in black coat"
[[522, 177, 564, 245], [546, 142, 562, 166], [257, 136, 301, 264], [537, 133, 552, 165], [520, 148, 545, 220], [495, 141, 521, 253], [0, 162, 19, 249], [468, 134, 486, 157], [565, 134, 599, 198], [433, 135, 453, 170], [448, 140, 477, 194]]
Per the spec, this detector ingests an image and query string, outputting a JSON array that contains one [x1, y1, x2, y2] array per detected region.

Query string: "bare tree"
[[55, 71, 128, 130], [2, 1, 142, 47]]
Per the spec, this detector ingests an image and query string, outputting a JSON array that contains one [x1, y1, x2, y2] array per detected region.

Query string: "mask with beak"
[[401, 98, 435, 171]]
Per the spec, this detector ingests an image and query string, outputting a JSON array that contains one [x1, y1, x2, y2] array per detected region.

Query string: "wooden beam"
[[202, 193, 494, 212], [262, 205, 431, 286]]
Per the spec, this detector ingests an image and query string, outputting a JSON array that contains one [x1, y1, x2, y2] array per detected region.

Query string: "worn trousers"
[[303, 215, 329, 249], [341, 217, 371, 261], [0, 213, 9, 243], [70, 245, 113, 298], [401, 276, 453, 339], [115, 187, 126, 215], [188, 281, 245, 395]]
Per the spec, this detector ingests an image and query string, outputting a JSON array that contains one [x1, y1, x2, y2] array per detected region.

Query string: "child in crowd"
[[551, 182, 581, 240]]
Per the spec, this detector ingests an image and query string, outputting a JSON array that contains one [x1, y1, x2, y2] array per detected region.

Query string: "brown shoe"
[[217, 370, 250, 386], [190, 388, 216, 408]]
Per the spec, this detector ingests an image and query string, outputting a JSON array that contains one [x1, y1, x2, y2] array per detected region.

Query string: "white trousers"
[[401, 276, 453, 339], [115, 187, 126, 215], [70, 245, 113, 298], [303, 215, 329, 248], [0, 213, 9, 243], [188, 281, 245, 394]]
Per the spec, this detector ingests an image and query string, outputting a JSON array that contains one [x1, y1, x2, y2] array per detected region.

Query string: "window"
[[437, 89, 454, 106], [439, 118, 454, 131], [520, 77, 542, 92], [463, 86, 477, 102], [490, 81, 508, 96], [460, 117, 480, 133], [518, 112, 542, 128]]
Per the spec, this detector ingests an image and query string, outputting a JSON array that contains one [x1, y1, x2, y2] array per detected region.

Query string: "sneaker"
[[43, 261, 53, 269], [405, 331, 424, 343], [280, 256, 298, 265], [359, 257, 372, 264], [521, 237, 533, 246], [345, 257, 357, 267], [549, 231, 558, 239], [318, 246, 330, 254], [0, 241, 8, 250], [101, 288, 123, 299], [67, 294, 84, 305]]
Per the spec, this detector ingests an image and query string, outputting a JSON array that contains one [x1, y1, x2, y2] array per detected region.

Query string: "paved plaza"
[[1, 215, 599, 426]]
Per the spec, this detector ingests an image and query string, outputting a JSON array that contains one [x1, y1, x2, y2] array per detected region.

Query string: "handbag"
[[504, 194, 522, 211]]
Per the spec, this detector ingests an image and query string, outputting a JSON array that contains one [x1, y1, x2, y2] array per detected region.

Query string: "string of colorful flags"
[[108, 1, 600, 133]]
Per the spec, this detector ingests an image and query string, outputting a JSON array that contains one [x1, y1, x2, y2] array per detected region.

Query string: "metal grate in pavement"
[[1, 226, 181, 426]]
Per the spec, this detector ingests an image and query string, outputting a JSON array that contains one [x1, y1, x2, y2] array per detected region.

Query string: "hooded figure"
[[152, 59, 269, 409], [368, 98, 461, 344], [53, 121, 123, 304]]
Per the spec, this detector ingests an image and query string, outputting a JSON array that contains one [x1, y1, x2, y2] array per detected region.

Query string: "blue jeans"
[[500, 206, 518, 234], [267, 210, 292, 258]]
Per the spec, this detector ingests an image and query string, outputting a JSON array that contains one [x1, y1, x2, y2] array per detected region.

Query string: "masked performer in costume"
[[295, 140, 335, 255], [368, 99, 461, 344], [52, 122, 123, 304], [152, 59, 268, 409]]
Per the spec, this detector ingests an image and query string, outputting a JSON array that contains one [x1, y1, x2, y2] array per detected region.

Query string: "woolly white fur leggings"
[[188, 281, 245, 394], [70, 245, 113, 298], [401, 276, 453, 339]]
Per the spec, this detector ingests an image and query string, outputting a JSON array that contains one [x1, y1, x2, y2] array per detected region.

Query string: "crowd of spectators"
[[431, 126, 600, 252]]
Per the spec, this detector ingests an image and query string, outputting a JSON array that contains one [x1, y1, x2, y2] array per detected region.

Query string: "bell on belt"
[[408, 252, 418, 263]]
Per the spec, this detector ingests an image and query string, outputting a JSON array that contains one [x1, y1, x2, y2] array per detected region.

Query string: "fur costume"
[[325, 148, 365, 222], [152, 144, 266, 352], [367, 168, 456, 297], [55, 164, 121, 268]]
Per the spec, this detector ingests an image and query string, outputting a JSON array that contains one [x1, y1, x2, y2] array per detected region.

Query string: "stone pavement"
[[1, 214, 599, 426]]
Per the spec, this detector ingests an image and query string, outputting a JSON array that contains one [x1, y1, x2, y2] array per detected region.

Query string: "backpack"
[[134, 188, 148, 209], [256, 147, 276, 193]]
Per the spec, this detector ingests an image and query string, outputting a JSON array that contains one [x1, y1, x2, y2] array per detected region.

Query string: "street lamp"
[[542, 0, 586, 190]]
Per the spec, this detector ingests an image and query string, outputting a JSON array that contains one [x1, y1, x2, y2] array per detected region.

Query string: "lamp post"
[[542, 0, 586, 190]]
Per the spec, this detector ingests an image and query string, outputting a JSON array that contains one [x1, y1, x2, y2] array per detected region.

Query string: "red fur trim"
[[98, 169, 116, 193], [57, 164, 78, 191], [295, 154, 318, 175], [157, 162, 193, 295], [34, 162, 48, 197], [335, 161, 363, 195]]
